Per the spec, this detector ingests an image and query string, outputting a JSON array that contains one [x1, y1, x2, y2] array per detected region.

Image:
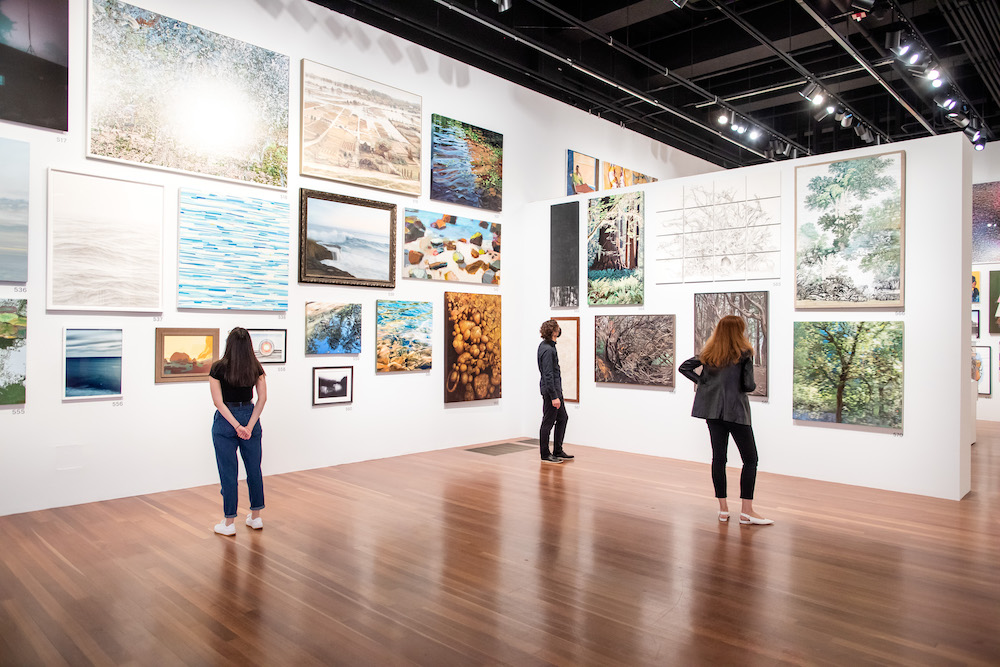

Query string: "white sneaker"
[[246, 513, 263, 530], [214, 521, 236, 536]]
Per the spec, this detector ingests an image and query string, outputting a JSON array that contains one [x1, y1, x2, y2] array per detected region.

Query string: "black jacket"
[[537, 339, 563, 400], [678, 351, 755, 425]]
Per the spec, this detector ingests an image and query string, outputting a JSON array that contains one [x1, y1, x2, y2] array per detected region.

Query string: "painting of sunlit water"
[[376, 300, 432, 372], [0, 138, 29, 282], [88, 0, 289, 186], [430, 114, 502, 212], [64, 329, 122, 399], [306, 302, 362, 354]]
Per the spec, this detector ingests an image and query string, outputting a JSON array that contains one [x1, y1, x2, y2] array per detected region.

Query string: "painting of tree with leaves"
[[595, 315, 673, 387], [694, 291, 768, 396], [795, 152, 904, 308], [587, 192, 643, 305], [792, 321, 903, 429]]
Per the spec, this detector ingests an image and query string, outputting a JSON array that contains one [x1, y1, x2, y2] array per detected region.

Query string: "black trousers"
[[539, 397, 569, 457], [706, 419, 758, 499]]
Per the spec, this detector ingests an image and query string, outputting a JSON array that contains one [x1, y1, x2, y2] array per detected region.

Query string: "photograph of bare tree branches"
[[694, 291, 768, 397], [595, 315, 674, 387]]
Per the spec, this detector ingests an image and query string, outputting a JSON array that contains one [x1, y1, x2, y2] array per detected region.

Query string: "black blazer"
[[678, 351, 755, 425], [537, 339, 563, 400]]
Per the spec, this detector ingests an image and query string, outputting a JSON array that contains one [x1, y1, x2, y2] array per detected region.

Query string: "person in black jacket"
[[538, 319, 573, 463], [679, 315, 772, 526]]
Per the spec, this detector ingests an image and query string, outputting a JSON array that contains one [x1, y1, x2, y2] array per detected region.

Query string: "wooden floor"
[[1, 429, 999, 667]]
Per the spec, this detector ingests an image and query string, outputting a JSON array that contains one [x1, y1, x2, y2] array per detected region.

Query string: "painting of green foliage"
[[793, 321, 903, 429], [0, 299, 27, 405], [795, 152, 904, 308], [588, 192, 644, 305]]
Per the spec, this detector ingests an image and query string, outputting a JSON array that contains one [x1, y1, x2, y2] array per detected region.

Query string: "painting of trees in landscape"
[[793, 321, 903, 429], [588, 192, 644, 305], [694, 291, 768, 396], [795, 152, 904, 308], [595, 315, 674, 387]]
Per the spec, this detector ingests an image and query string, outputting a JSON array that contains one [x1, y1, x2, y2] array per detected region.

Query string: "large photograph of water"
[[376, 300, 432, 373], [403, 208, 500, 284], [430, 114, 502, 212], [88, 0, 288, 186], [0, 0, 68, 130], [178, 190, 289, 311], [301, 60, 421, 196], [47, 170, 163, 312], [299, 189, 395, 288], [0, 138, 29, 282], [64, 329, 122, 400]]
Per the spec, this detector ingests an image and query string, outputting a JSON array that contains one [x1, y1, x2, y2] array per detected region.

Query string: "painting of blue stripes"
[[178, 190, 289, 311]]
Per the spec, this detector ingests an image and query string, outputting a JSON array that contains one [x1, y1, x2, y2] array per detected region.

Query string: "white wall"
[[971, 142, 1000, 421], [0, 0, 720, 517], [516, 133, 972, 500]]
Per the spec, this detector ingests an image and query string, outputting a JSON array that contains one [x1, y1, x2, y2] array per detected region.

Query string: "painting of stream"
[[430, 114, 502, 212]]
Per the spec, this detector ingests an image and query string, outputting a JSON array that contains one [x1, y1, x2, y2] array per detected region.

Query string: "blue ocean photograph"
[[64, 329, 122, 400], [306, 302, 362, 354], [301, 191, 395, 287], [376, 300, 432, 372]]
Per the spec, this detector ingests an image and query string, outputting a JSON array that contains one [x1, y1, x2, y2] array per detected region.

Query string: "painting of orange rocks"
[[404, 209, 500, 284], [444, 292, 501, 403]]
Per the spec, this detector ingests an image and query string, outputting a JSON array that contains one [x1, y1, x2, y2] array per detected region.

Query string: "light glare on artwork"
[[167, 81, 258, 156]]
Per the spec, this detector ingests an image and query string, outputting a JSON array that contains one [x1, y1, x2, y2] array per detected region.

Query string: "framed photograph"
[[553, 317, 580, 403], [300, 60, 421, 196], [973, 271, 982, 304], [64, 329, 123, 401], [694, 291, 768, 397], [595, 315, 675, 387], [154, 328, 219, 383], [0, 299, 27, 405], [430, 114, 503, 212], [313, 366, 353, 405], [402, 208, 500, 284], [88, 0, 288, 187], [973, 346, 991, 396], [0, 138, 30, 282], [588, 192, 644, 305], [246, 329, 287, 364], [795, 151, 905, 308], [376, 300, 432, 372], [973, 310, 981, 339], [0, 0, 67, 131], [567, 150, 598, 195], [972, 182, 1000, 263], [444, 292, 501, 402], [47, 169, 163, 312], [299, 189, 396, 288]]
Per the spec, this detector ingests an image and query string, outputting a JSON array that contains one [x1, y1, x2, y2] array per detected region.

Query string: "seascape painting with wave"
[[47, 170, 163, 312], [63, 329, 122, 400]]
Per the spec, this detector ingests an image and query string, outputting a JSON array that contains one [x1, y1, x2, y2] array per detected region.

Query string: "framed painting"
[[973, 346, 990, 396], [0, 299, 27, 405], [64, 329, 122, 400], [990, 271, 1000, 335], [595, 315, 675, 388], [306, 302, 362, 354], [444, 292, 501, 402], [154, 328, 219, 383], [246, 329, 287, 364], [299, 189, 396, 288], [178, 190, 289, 311], [972, 182, 1000, 263], [588, 192, 644, 305], [793, 321, 903, 429], [376, 300, 432, 372], [313, 366, 353, 405], [0, 138, 29, 282], [973, 271, 982, 304], [430, 114, 503, 212], [602, 161, 657, 190], [0, 0, 67, 131], [553, 316, 580, 403], [567, 150, 598, 195], [300, 60, 421, 196], [402, 208, 500, 284], [88, 0, 289, 187], [694, 292, 768, 396], [973, 311, 980, 339], [550, 201, 579, 308], [47, 169, 163, 312], [795, 151, 905, 308]]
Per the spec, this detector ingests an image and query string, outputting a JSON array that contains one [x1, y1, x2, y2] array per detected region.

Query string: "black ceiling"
[[309, 0, 1000, 169]]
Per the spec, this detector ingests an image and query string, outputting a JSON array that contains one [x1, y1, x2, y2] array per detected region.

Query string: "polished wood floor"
[[1, 427, 998, 667]]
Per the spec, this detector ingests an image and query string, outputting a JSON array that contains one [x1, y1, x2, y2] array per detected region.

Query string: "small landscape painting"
[[154, 328, 219, 383], [595, 315, 675, 388], [306, 302, 362, 354], [430, 114, 503, 212]]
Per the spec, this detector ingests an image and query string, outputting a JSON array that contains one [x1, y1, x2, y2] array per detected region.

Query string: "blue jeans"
[[212, 403, 264, 518]]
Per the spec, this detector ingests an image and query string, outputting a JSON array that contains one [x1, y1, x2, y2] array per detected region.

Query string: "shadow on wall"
[[439, 58, 471, 87]]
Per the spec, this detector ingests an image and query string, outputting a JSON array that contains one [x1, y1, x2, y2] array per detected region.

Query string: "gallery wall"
[[970, 143, 1000, 421], [516, 133, 973, 501], [0, 0, 720, 517]]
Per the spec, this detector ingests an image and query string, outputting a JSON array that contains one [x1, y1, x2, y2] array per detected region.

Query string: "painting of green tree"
[[588, 192, 643, 305], [795, 152, 904, 308], [793, 321, 903, 429]]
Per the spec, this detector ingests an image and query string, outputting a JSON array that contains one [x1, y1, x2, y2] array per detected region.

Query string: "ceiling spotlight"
[[736, 124, 747, 134], [851, 0, 875, 10], [814, 107, 831, 122], [975, 140, 986, 151], [717, 111, 730, 125], [854, 124, 866, 138], [826, 104, 836, 114], [908, 50, 924, 65], [800, 82, 822, 104], [885, 30, 911, 57], [932, 78, 944, 88], [670, 0, 689, 7], [964, 118, 982, 142], [840, 112, 854, 128], [947, 110, 970, 128], [934, 94, 957, 110], [748, 128, 761, 140]]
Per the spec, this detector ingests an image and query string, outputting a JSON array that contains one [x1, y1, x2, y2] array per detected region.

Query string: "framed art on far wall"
[[973, 311, 980, 339], [63, 328, 122, 400], [246, 329, 287, 364], [990, 271, 1000, 335], [553, 317, 580, 403], [567, 150, 598, 196], [973, 346, 990, 396], [299, 189, 396, 288], [154, 328, 219, 383], [973, 271, 982, 303], [313, 366, 353, 405]]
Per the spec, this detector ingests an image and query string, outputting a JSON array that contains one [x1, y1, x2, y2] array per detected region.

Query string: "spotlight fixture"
[[885, 30, 911, 57], [670, 0, 689, 7], [826, 104, 836, 114], [946, 110, 970, 128], [800, 82, 824, 105], [964, 118, 982, 142], [840, 112, 854, 128], [748, 128, 761, 141], [908, 50, 924, 65], [854, 124, 866, 138], [932, 78, 944, 88], [717, 111, 730, 125], [934, 94, 957, 110], [851, 0, 875, 10], [814, 107, 831, 122], [975, 140, 986, 151]]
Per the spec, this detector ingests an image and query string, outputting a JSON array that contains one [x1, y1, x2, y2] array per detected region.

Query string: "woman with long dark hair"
[[679, 315, 773, 526], [209, 327, 267, 535]]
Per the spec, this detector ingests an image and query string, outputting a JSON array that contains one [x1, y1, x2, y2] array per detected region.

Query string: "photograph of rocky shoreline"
[[403, 209, 500, 284], [430, 114, 503, 212], [376, 300, 432, 373]]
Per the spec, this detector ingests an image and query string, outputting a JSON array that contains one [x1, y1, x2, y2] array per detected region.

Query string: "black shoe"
[[541, 455, 563, 463], [553, 451, 574, 459]]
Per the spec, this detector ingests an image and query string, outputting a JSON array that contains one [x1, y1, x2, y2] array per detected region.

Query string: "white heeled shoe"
[[718, 511, 730, 523], [739, 513, 774, 525]]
